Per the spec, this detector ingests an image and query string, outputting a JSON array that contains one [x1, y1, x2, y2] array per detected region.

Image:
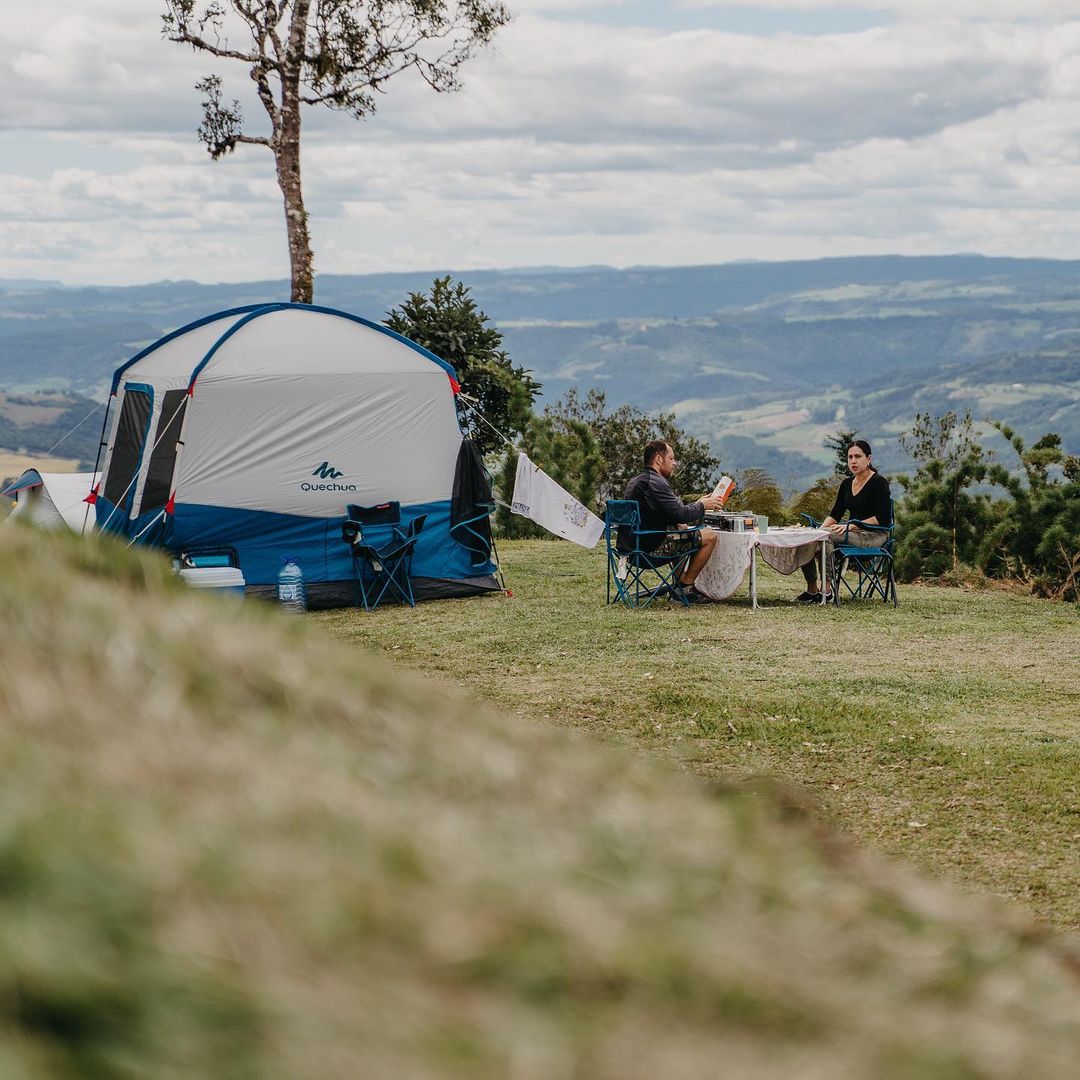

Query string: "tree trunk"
[[278, 0, 314, 304], [951, 477, 959, 569], [274, 119, 313, 304]]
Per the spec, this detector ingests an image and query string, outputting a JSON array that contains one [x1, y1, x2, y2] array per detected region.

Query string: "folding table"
[[695, 524, 831, 608]]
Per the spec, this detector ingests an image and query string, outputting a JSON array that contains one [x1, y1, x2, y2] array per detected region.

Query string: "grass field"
[[317, 540, 1080, 931], [3, 526, 1079, 1076]]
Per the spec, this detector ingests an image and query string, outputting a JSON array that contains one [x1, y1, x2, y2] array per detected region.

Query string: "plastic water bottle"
[[277, 555, 306, 613]]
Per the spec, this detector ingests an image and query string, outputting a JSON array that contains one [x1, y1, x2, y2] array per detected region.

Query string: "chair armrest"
[[845, 518, 893, 533], [799, 513, 821, 528], [377, 534, 422, 560], [635, 524, 704, 537], [839, 519, 894, 544]]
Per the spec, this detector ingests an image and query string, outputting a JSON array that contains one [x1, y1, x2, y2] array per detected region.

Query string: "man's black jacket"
[[621, 469, 704, 552]]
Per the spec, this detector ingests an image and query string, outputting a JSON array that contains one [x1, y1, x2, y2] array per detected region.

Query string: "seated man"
[[622, 439, 723, 604]]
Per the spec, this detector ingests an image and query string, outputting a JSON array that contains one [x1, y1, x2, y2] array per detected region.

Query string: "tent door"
[[103, 384, 154, 515]]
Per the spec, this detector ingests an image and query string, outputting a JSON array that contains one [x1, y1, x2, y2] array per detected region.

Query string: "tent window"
[[139, 389, 188, 514], [103, 386, 153, 509]]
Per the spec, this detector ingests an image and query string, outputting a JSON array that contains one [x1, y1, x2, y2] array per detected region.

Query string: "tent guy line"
[[41, 400, 105, 460]]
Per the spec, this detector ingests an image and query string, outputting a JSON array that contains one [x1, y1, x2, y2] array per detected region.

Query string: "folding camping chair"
[[831, 512, 897, 607], [800, 505, 898, 607], [341, 502, 428, 611], [604, 499, 700, 608]]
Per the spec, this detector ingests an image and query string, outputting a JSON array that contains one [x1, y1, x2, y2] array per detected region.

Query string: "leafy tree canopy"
[[786, 476, 837, 526], [898, 410, 979, 467], [545, 388, 720, 507], [734, 467, 784, 519], [823, 428, 859, 479]]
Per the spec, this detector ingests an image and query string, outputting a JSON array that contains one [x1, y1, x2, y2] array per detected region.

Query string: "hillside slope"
[[1, 525, 1078, 1078], [2, 256, 1079, 485]]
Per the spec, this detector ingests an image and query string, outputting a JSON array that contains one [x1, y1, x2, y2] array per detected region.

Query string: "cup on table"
[[758, 516, 769, 534]]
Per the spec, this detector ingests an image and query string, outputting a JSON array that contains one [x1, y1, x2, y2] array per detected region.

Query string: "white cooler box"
[[178, 566, 246, 596]]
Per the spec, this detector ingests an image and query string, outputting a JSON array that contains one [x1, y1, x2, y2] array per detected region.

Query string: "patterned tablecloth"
[[694, 527, 831, 601]]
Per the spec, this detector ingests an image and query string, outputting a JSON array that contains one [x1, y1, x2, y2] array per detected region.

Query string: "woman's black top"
[[829, 471, 891, 526]]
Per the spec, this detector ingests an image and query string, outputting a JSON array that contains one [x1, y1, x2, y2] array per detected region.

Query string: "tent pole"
[[83, 397, 115, 534]]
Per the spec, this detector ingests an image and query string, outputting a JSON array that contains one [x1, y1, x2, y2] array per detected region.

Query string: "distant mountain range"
[[1, 255, 1078, 485]]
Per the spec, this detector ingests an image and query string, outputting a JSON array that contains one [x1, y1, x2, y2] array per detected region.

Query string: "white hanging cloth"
[[511, 453, 605, 549]]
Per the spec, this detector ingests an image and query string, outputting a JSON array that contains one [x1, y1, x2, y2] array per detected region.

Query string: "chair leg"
[[352, 557, 372, 611], [671, 553, 693, 606], [400, 561, 417, 607], [608, 554, 629, 606], [610, 557, 632, 607], [833, 552, 897, 607], [649, 554, 691, 608], [616, 559, 686, 609], [867, 557, 888, 602]]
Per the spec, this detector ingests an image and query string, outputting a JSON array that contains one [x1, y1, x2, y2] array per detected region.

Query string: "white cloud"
[[681, 0, 1080, 16], [5, 2, 1080, 285]]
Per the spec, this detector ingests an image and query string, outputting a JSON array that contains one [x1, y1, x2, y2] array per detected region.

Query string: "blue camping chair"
[[604, 499, 701, 608], [800, 504, 897, 607], [342, 502, 428, 611]]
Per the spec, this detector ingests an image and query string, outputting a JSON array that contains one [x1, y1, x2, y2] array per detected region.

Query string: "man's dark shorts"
[[653, 530, 702, 558]]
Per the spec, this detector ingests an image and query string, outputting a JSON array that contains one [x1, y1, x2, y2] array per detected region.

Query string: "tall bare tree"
[[163, 2, 510, 303]]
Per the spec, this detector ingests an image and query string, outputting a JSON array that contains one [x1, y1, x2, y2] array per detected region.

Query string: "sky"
[[5, 1, 1080, 286]]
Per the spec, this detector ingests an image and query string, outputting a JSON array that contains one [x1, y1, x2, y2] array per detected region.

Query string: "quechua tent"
[[92, 303, 500, 607]]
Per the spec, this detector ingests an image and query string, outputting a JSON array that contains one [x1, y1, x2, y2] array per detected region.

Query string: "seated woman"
[[797, 439, 891, 603]]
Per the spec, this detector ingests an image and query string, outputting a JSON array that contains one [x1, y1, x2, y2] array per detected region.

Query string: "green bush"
[[894, 422, 1079, 600], [894, 521, 953, 581]]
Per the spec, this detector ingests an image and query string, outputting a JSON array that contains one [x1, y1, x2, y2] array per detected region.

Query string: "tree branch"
[[167, 30, 263, 64]]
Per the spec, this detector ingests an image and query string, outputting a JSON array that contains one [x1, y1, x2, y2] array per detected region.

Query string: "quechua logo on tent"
[[302, 461, 357, 493]]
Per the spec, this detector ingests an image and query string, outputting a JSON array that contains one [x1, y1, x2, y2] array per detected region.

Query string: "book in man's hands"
[[712, 475, 735, 505]]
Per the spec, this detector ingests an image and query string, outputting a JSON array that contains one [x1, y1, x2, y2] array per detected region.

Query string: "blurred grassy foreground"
[[1, 527, 1079, 1078]]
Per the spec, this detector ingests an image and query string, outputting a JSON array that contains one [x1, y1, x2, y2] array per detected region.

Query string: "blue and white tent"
[[93, 303, 500, 607], [3, 470, 98, 533]]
